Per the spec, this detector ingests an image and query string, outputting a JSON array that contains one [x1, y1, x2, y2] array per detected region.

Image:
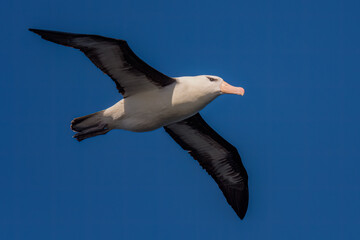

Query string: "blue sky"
[[1, 0, 360, 239]]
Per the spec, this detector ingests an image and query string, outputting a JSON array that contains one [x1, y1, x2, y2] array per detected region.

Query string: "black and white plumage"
[[30, 29, 249, 219]]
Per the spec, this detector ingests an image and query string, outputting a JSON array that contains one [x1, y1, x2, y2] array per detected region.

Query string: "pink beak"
[[220, 81, 245, 96]]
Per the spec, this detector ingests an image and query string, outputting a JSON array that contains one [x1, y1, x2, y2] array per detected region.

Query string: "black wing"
[[164, 113, 249, 219], [29, 29, 175, 97]]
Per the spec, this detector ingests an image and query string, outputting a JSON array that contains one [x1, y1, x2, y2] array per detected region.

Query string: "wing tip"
[[28, 28, 55, 40], [237, 206, 247, 220], [234, 200, 248, 220], [28, 28, 44, 35], [223, 183, 249, 220]]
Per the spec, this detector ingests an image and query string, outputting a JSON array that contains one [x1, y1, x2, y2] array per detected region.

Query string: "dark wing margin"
[[29, 28, 175, 97], [164, 113, 249, 219]]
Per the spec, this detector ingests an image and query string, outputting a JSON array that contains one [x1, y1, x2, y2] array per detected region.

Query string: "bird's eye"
[[207, 77, 217, 82]]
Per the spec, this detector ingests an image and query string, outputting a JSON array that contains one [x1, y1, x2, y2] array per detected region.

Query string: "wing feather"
[[164, 113, 249, 219], [29, 29, 175, 97]]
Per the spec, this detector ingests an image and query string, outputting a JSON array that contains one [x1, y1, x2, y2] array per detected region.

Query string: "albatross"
[[29, 29, 249, 219]]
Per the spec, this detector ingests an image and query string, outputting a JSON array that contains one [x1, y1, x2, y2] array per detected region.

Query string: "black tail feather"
[[73, 123, 110, 142], [71, 112, 100, 132], [70, 111, 109, 141]]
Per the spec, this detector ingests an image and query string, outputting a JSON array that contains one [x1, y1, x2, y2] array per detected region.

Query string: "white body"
[[101, 76, 222, 132]]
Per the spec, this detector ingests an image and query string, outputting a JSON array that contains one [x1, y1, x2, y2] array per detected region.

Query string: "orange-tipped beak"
[[220, 81, 245, 96]]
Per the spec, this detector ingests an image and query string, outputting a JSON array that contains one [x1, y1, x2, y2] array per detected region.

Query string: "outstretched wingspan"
[[29, 29, 175, 97], [164, 113, 249, 219]]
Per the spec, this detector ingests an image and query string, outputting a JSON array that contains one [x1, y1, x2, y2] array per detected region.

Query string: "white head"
[[173, 75, 244, 109], [166, 75, 245, 120], [177, 75, 244, 98], [201, 75, 245, 96]]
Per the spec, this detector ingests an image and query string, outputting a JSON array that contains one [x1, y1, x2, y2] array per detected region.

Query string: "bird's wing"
[[29, 29, 175, 97], [164, 113, 249, 219]]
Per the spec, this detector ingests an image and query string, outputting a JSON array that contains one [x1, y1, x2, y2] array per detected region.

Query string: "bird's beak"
[[220, 81, 245, 96]]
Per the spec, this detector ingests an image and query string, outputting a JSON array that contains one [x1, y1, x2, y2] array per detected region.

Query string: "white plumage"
[[98, 75, 223, 132]]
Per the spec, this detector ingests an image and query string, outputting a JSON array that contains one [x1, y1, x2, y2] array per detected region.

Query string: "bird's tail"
[[70, 110, 110, 141]]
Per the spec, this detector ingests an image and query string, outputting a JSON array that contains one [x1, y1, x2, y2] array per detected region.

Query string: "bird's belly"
[[118, 104, 199, 132], [110, 86, 217, 132], [115, 100, 206, 132]]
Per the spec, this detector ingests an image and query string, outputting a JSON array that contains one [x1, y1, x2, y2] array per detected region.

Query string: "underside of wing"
[[29, 29, 175, 97], [164, 113, 249, 219]]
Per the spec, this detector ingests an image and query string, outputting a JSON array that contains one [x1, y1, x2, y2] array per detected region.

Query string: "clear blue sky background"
[[1, 0, 359, 239]]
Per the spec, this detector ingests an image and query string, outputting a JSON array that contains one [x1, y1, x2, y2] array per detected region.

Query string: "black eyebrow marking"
[[207, 77, 217, 82]]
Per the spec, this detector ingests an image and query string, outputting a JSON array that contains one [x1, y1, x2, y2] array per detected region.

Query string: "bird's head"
[[172, 75, 245, 114], [196, 75, 245, 96]]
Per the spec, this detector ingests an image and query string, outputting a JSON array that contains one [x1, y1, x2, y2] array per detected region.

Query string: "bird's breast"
[[114, 84, 218, 132]]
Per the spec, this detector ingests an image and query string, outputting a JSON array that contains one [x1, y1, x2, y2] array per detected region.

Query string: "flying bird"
[[29, 29, 249, 219]]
